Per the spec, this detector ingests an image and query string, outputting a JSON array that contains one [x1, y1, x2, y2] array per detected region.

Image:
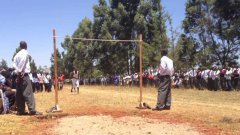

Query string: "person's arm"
[[20, 54, 29, 73], [2, 85, 12, 92], [12, 55, 19, 72]]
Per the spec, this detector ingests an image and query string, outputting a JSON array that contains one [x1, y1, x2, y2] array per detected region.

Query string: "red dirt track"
[[30, 106, 221, 135]]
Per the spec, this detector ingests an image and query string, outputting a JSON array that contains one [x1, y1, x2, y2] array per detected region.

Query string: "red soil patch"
[[30, 105, 221, 135]]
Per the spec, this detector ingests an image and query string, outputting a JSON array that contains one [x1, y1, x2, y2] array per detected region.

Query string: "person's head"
[[20, 41, 27, 50], [73, 67, 77, 71], [161, 49, 168, 56]]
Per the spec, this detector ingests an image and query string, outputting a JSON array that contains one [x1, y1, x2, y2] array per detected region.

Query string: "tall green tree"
[[183, 0, 240, 67], [30, 60, 37, 72], [50, 48, 64, 77], [0, 59, 8, 69], [174, 34, 200, 69], [93, 0, 113, 75], [60, 18, 95, 78], [134, 0, 169, 69], [109, 0, 140, 74], [58, 0, 170, 77], [73, 18, 95, 78]]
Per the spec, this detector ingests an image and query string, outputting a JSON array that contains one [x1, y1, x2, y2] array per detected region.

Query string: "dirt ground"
[[52, 115, 202, 135], [32, 105, 219, 135], [30, 86, 230, 135], [2, 86, 239, 135]]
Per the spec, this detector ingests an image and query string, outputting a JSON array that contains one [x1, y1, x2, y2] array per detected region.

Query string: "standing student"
[[71, 67, 79, 93], [13, 41, 42, 115], [58, 73, 65, 90], [153, 49, 174, 111]]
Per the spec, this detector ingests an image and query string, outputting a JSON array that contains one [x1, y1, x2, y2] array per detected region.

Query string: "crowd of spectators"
[[78, 65, 240, 91]]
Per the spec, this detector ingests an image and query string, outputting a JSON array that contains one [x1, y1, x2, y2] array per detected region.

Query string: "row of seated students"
[[0, 68, 17, 114]]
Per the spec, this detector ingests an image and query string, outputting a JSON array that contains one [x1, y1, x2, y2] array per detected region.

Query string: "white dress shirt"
[[13, 49, 31, 73], [188, 69, 197, 77], [225, 69, 233, 80], [210, 70, 220, 80], [158, 56, 174, 76]]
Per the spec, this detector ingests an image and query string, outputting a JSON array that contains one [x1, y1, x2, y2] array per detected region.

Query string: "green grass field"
[[0, 85, 240, 135]]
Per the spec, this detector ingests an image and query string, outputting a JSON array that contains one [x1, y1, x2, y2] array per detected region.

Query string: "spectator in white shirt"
[[225, 67, 233, 90], [13, 41, 42, 116], [153, 49, 174, 111]]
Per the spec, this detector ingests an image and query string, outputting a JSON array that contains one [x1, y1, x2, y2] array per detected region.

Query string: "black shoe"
[[152, 107, 164, 111], [29, 111, 43, 116], [164, 106, 171, 110], [17, 112, 29, 116]]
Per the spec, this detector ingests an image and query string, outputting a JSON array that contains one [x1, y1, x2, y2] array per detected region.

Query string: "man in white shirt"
[[211, 66, 220, 91], [188, 68, 197, 88], [71, 67, 79, 93], [13, 41, 42, 115], [225, 67, 233, 90], [201, 68, 210, 88], [153, 49, 174, 111]]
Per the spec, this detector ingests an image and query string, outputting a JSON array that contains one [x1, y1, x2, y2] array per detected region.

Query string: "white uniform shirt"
[[29, 73, 33, 81], [13, 49, 31, 73], [201, 69, 209, 80], [46, 74, 51, 81], [238, 68, 240, 74], [158, 56, 174, 76], [225, 69, 233, 80], [188, 69, 197, 77], [43, 74, 49, 83], [210, 70, 220, 80]]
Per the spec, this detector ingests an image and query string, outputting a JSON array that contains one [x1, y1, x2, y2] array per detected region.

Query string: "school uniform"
[[154, 56, 174, 110], [13, 47, 41, 115]]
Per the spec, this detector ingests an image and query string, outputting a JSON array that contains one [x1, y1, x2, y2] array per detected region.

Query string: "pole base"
[[136, 102, 152, 109], [46, 104, 63, 113]]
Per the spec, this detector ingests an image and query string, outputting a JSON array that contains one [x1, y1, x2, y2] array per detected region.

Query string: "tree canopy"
[[53, 0, 169, 78], [50, 0, 240, 77]]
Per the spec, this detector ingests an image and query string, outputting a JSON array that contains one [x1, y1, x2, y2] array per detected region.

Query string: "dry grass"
[[0, 85, 240, 135]]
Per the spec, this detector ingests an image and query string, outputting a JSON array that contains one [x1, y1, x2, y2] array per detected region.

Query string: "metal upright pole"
[[139, 34, 143, 107]]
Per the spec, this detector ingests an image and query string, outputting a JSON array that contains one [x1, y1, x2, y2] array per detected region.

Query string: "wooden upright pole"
[[51, 29, 62, 112], [139, 34, 143, 107], [53, 29, 59, 105]]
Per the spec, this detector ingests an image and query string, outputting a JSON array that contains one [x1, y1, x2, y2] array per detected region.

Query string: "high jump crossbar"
[[54, 36, 140, 42], [52, 29, 144, 111]]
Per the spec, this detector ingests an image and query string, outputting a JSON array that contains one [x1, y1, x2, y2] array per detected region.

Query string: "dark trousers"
[[213, 78, 219, 91], [220, 77, 226, 90], [226, 79, 232, 90], [189, 77, 195, 88], [16, 75, 36, 114], [233, 77, 239, 89], [156, 75, 171, 108], [5, 91, 16, 108], [39, 83, 43, 92], [196, 77, 202, 90]]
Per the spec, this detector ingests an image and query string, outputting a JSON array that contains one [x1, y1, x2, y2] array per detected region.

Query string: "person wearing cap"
[[13, 41, 42, 115], [153, 49, 174, 111]]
